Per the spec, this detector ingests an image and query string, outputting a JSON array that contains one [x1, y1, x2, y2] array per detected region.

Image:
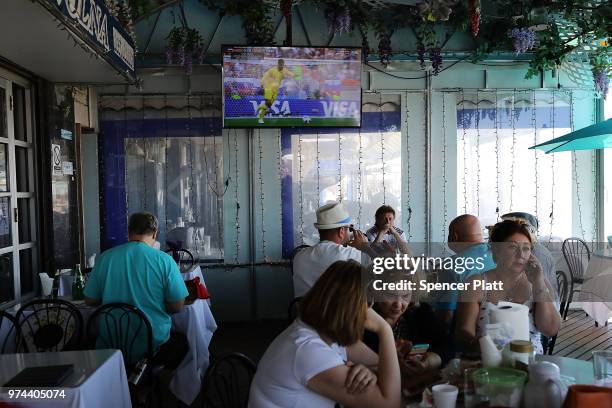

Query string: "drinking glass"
[[593, 350, 612, 387]]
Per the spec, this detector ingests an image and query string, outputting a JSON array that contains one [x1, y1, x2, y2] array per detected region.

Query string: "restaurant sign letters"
[[44, 0, 135, 75]]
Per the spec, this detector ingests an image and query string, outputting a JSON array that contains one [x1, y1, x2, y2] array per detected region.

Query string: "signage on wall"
[[62, 161, 74, 176], [51, 144, 63, 176], [60, 128, 73, 140], [41, 0, 136, 76]]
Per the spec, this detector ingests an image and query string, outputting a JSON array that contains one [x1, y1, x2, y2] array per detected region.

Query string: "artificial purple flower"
[[507, 28, 537, 54], [429, 47, 443, 75], [165, 46, 174, 65], [194, 46, 204, 65], [593, 69, 610, 98], [184, 54, 193, 75], [175, 46, 185, 66]]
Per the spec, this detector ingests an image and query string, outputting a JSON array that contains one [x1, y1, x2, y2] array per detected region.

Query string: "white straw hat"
[[314, 201, 352, 230]]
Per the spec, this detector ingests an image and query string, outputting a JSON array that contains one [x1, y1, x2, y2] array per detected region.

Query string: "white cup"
[[432, 384, 458, 408]]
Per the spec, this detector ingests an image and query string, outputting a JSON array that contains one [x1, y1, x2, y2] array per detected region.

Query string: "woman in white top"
[[249, 260, 401, 408], [455, 220, 561, 352]]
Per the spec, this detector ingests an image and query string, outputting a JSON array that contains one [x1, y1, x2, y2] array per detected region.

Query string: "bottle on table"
[[72, 264, 85, 301]]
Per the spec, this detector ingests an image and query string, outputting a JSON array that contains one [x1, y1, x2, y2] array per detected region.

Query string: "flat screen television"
[[222, 46, 362, 128]]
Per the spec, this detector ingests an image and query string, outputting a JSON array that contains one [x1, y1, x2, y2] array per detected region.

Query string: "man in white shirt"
[[293, 202, 375, 297]]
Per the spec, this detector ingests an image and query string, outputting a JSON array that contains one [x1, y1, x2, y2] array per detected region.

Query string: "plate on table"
[[71, 299, 86, 305]]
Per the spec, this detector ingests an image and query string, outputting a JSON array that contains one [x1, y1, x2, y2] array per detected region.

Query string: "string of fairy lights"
[[114, 86, 601, 266], [532, 90, 539, 222], [548, 91, 556, 241], [441, 94, 448, 242], [461, 89, 468, 215], [404, 91, 413, 239]]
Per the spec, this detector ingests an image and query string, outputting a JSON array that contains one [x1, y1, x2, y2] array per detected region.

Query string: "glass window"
[[19, 248, 34, 295], [12, 83, 27, 142], [124, 136, 224, 260], [18, 198, 32, 243], [0, 144, 7, 192], [457, 91, 576, 239], [0, 87, 6, 139], [0, 197, 11, 248], [0, 253, 13, 305], [284, 107, 402, 248], [15, 146, 29, 192]]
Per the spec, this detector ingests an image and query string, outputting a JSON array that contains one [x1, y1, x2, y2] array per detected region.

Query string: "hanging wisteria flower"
[[184, 54, 193, 75], [325, 7, 351, 36], [507, 28, 537, 54], [593, 69, 609, 99], [429, 47, 443, 75], [175, 46, 185, 66], [165, 46, 174, 65], [417, 41, 426, 69]]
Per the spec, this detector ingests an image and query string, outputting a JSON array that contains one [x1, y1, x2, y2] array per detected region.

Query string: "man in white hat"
[[292, 201, 375, 297]]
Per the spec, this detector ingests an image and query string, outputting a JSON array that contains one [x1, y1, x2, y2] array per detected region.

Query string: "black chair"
[[165, 241, 195, 273], [561, 238, 591, 320], [15, 298, 83, 352], [0, 310, 19, 354], [544, 270, 569, 355], [201, 352, 257, 408], [287, 296, 303, 323], [86, 303, 158, 407], [86, 303, 154, 367]]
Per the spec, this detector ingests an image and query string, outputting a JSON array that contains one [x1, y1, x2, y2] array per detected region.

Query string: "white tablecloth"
[[579, 249, 612, 325], [169, 299, 217, 405], [0, 349, 131, 408], [181, 265, 205, 282]]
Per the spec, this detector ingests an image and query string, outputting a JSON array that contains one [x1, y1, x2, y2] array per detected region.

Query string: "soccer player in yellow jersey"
[[257, 59, 295, 124]]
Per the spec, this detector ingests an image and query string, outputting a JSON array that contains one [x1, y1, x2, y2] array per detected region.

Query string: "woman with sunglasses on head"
[[249, 260, 401, 408], [455, 220, 561, 353]]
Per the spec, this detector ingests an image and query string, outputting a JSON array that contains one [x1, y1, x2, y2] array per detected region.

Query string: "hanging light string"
[[475, 90, 481, 217], [441, 93, 448, 242], [316, 131, 320, 202], [461, 89, 468, 215], [548, 91, 556, 241], [212, 103, 223, 259], [379, 92, 387, 204], [423, 92, 428, 237], [200, 96, 229, 198], [405, 91, 413, 239], [532, 90, 539, 221], [257, 129, 267, 260], [233, 129, 240, 263], [297, 132, 304, 244], [494, 90, 500, 219], [142, 96, 147, 212], [571, 92, 586, 240], [591, 95, 597, 245], [124, 95, 130, 217], [338, 131, 343, 202], [164, 96, 169, 235], [187, 96, 196, 230], [509, 89, 517, 211], [277, 128, 283, 251], [357, 127, 363, 228]]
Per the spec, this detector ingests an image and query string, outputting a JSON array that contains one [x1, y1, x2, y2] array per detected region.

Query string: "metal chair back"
[[201, 352, 257, 408], [562, 238, 591, 282], [86, 302, 153, 367], [0, 310, 19, 354], [15, 299, 83, 352]]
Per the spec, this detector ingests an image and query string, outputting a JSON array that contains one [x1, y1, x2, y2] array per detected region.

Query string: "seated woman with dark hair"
[[455, 219, 561, 354], [249, 260, 401, 408]]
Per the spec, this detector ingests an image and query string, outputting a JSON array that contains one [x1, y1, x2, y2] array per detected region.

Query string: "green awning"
[[529, 119, 612, 153]]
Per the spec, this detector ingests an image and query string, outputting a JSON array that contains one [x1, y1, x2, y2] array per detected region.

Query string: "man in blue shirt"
[[85, 212, 189, 368], [435, 215, 497, 323]]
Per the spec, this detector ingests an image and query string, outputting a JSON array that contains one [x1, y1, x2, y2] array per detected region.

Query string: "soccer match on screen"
[[222, 46, 362, 128]]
